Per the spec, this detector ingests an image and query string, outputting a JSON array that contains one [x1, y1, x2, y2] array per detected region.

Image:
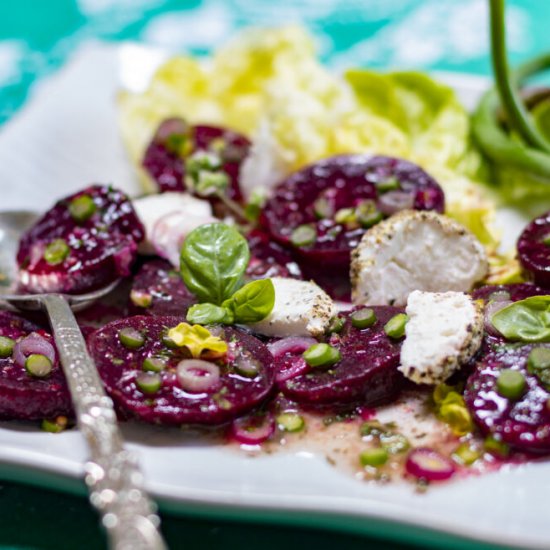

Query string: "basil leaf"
[[223, 279, 275, 324], [491, 296, 550, 342], [186, 303, 233, 325], [180, 223, 250, 305]]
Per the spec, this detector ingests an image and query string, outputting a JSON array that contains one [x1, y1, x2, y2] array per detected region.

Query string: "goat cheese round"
[[399, 290, 484, 385], [350, 210, 488, 307], [249, 277, 336, 338]]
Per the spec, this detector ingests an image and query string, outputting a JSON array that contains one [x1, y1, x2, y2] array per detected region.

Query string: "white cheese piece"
[[250, 277, 336, 338], [399, 290, 483, 385], [351, 210, 488, 307], [133, 192, 214, 256]]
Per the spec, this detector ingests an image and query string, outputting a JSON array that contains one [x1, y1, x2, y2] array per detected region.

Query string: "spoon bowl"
[[0, 209, 120, 311]]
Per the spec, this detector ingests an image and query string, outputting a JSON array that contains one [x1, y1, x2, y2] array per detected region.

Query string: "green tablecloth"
[[0, 1, 548, 548], [0, 481, 433, 550]]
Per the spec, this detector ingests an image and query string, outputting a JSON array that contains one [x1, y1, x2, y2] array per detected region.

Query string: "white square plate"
[[0, 42, 543, 550]]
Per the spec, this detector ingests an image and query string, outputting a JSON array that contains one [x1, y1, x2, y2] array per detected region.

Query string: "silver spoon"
[[0, 210, 167, 550]]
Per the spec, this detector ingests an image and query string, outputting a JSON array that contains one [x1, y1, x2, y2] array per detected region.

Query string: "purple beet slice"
[[89, 316, 275, 425], [17, 185, 145, 294], [246, 230, 302, 280], [465, 344, 550, 452], [0, 311, 71, 420], [278, 306, 405, 407], [517, 211, 550, 287], [260, 155, 445, 277], [129, 260, 197, 317], [142, 117, 250, 203]]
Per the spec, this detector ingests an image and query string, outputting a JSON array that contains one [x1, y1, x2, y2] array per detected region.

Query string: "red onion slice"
[[13, 332, 56, 369], [377, 190, 415, 216], [177, 359, 221, 393], [275, 356, 310, 383], [405, 448, 455, 481], [484, 300, 513, 336], [151, 211, 217, 267], [267, 337, 317, 359], [154, 118, 188, 143], [268, 337, 317, 383], [230, 413, 275, 445]]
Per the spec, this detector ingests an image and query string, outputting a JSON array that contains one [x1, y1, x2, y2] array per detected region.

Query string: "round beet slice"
[[89, 316, 274, 425], [246, 230, 302, 280], [517, 211, 550, 287], [129, 260, 196, 317], [0, 311, 71, 420], [278, 306, 405, 407], [17, 185, 145, 295], [142, 118, 250, 204], [261, 155, 445, 274], [465, 344, 550, 452]]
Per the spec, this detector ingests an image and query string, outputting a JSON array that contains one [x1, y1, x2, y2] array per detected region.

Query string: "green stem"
[[215, 190, 248, 222], [490, 0, 550, 152]]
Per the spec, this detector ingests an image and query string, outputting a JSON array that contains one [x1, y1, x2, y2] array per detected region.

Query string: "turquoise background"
[[1, 0, 550, 124], [0, 0, 548, 548]]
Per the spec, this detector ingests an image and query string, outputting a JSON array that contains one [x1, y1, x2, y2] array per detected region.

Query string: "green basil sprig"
[[222, 278, 275, 324], [181, 223, 275, 325], [186, 303, 233, 325], [180, 222, 250, 305], [491, 296, 550, 342]]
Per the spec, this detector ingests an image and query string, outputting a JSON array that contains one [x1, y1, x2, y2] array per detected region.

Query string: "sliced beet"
[[465, 344, 550, 452], [89, 316, 275, 425], [517, 211, 550, 287], [278, 306, 405, 407], [246, 230, 302, 280], [142, 118, 250, 204], [17, 185, 145, 294], [260, 155, 445, 277], [129, 260, 196, 317], [262, 155, 445, 266], [0, 311, 71, 420]]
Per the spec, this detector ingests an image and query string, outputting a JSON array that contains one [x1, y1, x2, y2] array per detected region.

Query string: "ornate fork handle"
[[43, 294, 166, 550]]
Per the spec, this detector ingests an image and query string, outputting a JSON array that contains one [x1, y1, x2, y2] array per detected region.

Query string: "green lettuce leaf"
[[344, 69, 497, 248], [344, 69, 487, 179]]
